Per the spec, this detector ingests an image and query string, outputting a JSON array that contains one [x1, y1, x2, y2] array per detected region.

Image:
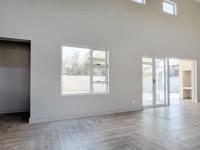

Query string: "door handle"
[[153, 79, 156, 84]]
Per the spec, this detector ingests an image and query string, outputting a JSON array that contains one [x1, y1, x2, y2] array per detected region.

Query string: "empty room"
[[0, 0, 200, 149]]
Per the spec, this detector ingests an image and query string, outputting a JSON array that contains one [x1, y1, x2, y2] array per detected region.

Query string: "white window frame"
[[61, 46, 109, 96], [132, 0, 145, 4], [163, 0, 177, 16]]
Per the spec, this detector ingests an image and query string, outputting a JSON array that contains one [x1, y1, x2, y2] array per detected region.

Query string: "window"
[[163, 0, 177, 16], [62, 46, 109, 95], [132, 0, 145, 4]]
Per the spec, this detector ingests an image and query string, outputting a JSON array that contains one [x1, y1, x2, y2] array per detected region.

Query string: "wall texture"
[[0, 41, 30, 113], [0, 0, 200, 123]]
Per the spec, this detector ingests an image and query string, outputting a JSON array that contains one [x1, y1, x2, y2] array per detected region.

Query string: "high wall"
[[0, 0, 200, 123]]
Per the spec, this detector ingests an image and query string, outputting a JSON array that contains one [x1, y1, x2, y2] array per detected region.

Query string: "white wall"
[[0, 0, 200, 123], [0, 41, 30, 114]]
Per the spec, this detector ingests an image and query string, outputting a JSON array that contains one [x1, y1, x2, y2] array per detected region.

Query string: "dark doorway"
[[0, 38, 30, 115]]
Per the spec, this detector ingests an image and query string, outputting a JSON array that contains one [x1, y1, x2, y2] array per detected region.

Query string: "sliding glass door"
[[143, 57, 168, 107], [142, 58, 153, 107], [155, 59, 166, 105]]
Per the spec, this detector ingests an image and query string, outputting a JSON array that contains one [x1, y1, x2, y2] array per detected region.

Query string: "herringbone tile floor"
[[1, 101, 200, 150]]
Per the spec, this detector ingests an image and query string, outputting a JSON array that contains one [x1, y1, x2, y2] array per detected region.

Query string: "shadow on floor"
[[0, 112, 30, 124]]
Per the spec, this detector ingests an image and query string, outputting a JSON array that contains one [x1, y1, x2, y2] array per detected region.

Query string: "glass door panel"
[[142, 58, 153, 107], [155, 59, 166, 105]]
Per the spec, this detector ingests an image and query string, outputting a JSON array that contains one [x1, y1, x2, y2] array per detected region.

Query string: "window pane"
[[93, 60, 106, 66], [163, 1, 176, 15], [93, 50, 108, 94], [93, 76, 106, 82], [93, 67, 106, 76], [142, 57, 153, 64], [132, 0, 145, 4], [62, 47, 109, 95], [93, 83, 107, 93], [62, 46, 90, 94], [143, 63, 153, 106], [93, 50, 106, 59], [62, 76, 90, 93]]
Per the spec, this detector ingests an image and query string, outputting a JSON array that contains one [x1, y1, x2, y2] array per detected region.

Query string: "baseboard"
[[0, 108, 30, 114], [29, 106, 143, 124]]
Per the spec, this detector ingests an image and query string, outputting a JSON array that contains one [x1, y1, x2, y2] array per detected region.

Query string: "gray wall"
[[0, 41, 30, 114], [0, 0, 200, 122]]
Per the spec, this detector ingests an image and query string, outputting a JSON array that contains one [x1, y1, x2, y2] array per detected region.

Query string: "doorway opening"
[[142, 57, 197, 108], [0, 38, 31, 118], [168, 58, 197, 105]]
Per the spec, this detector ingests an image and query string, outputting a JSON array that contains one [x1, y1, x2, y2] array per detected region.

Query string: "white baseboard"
[[29, 106, 143, 124]]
